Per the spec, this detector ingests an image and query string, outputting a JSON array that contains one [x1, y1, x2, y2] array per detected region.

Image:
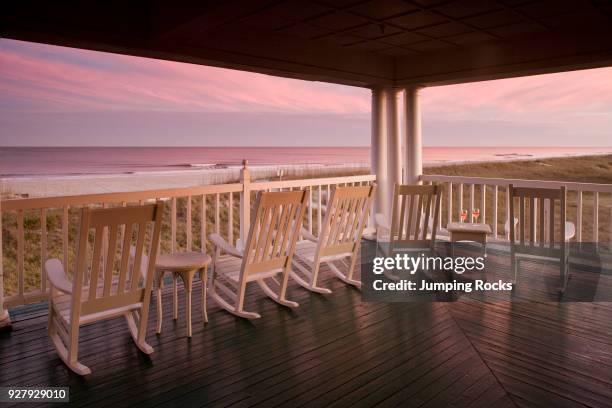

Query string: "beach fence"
[[0, 163, 375, 315], [0, 163, 369, 198]]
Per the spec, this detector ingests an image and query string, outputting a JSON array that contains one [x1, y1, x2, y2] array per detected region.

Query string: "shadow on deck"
[[1, 246, 612, 407]]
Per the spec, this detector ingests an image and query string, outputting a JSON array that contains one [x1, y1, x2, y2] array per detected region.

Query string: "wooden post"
[[240, 160, 251, 246], [0, 200, 10, 331]]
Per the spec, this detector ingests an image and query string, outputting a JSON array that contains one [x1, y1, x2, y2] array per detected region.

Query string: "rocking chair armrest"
[[209, 233, 243, 258], [45, 259, 73, 294], [300, 227, 318, 243]]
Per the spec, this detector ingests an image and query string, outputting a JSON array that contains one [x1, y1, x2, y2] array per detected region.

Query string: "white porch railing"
[[421, 174, 612, 248], [0, 167, 375, 313]]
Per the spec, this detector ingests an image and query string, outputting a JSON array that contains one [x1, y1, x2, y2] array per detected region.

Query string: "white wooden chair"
[[291, 185, 376, 293], [209, 190, 308, 319], [46, 203, 163, 375], [505, 216, 575, 241], [509, 184, 570, 292], [377, 184, 441, 254]]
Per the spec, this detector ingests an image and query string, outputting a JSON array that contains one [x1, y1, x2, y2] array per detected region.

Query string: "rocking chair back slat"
[[509, 184, 566, 255], [241, 191, 307, 278], [390, 184, 441, 249], [318, 186, 375, 258], [509, 184, 569, 292], [75, 204, 163, 316]]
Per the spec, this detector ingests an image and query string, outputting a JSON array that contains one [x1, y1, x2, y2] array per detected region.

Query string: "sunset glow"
[[1, 39, 611, 146]]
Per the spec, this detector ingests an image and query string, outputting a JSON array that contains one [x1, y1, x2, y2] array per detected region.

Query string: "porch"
[[2, 1, 612, 406], [2, 249, 612, 408]]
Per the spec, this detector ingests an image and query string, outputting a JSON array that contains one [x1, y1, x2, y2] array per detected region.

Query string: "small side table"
[[155, 252, 212, 337], [446, 222, 492, 257]]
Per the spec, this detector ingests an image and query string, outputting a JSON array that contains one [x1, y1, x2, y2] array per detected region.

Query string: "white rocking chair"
[[46, 203, 163, 375], [291, 185, 376, 293], [509, 184, 570, 292], [209, 190, 308, 319]]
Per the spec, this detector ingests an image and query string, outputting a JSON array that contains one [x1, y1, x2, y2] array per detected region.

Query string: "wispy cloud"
[[0, 39, 370, 114], [1, 38, 611, 146]]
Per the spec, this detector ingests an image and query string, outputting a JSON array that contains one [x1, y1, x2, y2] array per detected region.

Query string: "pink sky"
[[1, 39, 611, 146]]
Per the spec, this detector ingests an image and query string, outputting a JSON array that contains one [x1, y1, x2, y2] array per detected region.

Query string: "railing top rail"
[[0, 174, 377, 212], [421, 174, 612, 193], [250, 174, 376, 191], [1, 183, 243, 211]]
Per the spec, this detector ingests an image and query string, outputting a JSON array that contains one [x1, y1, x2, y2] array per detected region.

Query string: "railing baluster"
[[593, 192, 599, 244], [201, 194, 207, 254], [458, 183, 463, 219], [506, 186, 511, 240], [171, 197, 177, 254], [215, 193, 220, 235], [308, 188, 313, 233], [62, 206, 69, 272], [41, 208, 47, 293], [469, 184, 475, 222], [544, 199, 550, 243], [186, 195, 192, 251], [228, 192, 233, 245], [447, 182, 452, 226], [480, 184, 486, 224], [101, 202, 108, 267], [533, 196, 537, 243], [17, 210, 24, 297], [317, 185, 322, 236], [438, 187, 442, 232], [609, 207, 612, 252], [576, 190, 582, 243], [493, 186, 498, 239]]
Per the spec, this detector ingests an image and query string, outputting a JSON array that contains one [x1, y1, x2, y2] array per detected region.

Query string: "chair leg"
[[209, 280, 261, 319], [257, 278, 299, 308], [172, 274, 178, 320], [49, 323, 91, 376], [346, 253, 359, 282], [290, 259, 331, 294], [328, 260, 362, 289], [560, 255, 570, 294], [126, 310, 153, 355], [201, 268, 208, 324], [511, 252, 518, 285], [156, 287, 163, 334]]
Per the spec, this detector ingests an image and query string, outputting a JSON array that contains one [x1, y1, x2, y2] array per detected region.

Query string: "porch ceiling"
[[2, 0, 612, 87]]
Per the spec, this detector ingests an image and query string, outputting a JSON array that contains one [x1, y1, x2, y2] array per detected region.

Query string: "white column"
[[386, 88, 402, 198], [404, 86, 423, 185], [371, 88, 387, 220]]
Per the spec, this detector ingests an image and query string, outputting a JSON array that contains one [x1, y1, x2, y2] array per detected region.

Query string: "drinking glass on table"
[[472, 208, 480, 223], [460, 209, 468, 223]]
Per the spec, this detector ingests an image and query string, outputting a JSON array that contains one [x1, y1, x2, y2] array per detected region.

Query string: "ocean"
[[1, 146, 610, 178]]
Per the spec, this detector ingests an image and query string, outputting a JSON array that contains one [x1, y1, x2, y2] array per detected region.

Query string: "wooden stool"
[[155, 252, 212, 337]]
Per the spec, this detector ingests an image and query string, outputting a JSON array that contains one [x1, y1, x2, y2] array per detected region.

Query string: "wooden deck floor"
[[1, 248, 612, 407]]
